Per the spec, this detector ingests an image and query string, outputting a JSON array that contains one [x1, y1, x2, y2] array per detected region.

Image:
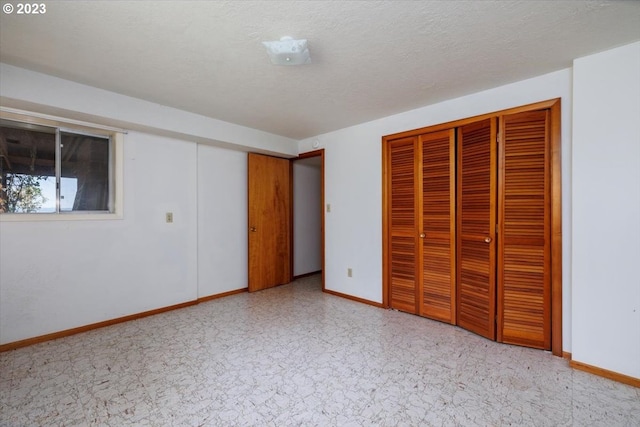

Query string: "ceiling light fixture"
[[262, 36, 311, 66]]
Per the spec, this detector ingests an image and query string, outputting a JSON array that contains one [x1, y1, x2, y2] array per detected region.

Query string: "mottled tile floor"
[[1, 274, 639, 426]]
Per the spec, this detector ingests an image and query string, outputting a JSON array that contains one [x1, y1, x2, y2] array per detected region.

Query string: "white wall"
[[197, 145, 248, 296], [0, 129, 257, 345], [572, 42, 640, 379], [300, 69, 574, 350], [293, 159, 322, 276], [0, 132, 199, 343], [0, 63, 298, 157]]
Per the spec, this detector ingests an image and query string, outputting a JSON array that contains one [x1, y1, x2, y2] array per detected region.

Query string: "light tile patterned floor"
[[1, 274, 639, 426]]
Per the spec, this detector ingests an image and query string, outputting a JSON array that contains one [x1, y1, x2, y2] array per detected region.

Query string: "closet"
[[383, 99, 561, 355]]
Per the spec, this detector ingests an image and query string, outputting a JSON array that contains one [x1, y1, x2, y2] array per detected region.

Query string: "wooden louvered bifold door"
[[420, 130, 456, 323], [457, 118, 497, 340], [497, 110, 551, 349], [388, 137, 418, 314]]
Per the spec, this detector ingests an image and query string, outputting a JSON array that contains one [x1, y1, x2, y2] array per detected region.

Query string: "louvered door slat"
[[457, 119, 497, 340], [498, 110, 551, 349], [420, 129, 456, 323], [389, 137, 418, 314]]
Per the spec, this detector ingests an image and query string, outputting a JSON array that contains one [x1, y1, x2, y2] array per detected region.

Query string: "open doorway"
[[292, 150, 324, 289]]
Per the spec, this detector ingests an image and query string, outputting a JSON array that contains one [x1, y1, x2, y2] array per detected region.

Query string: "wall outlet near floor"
[[166, 212, 174, 223], [347, 268, 352, 277]]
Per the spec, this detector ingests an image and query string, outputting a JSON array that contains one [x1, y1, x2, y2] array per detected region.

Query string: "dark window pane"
[[61, 132, 110, 211], [0, 121, 56, 213]]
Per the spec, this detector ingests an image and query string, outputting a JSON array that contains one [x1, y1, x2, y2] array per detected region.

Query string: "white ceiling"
[[1, 1, 639, 140]]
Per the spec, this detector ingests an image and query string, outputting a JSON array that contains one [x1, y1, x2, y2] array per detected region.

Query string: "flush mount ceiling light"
[[262, 36, 311, 66]]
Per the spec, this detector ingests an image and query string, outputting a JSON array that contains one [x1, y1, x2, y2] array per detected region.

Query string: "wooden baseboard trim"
[[570, 359, 640, 388], [323, 289, 384, 308], [0, 300, 197, 352], [1, 287, 248, 353], [563, 351, 572, 360], [198, 288, 247, 303], [293, 270, 322, 280]]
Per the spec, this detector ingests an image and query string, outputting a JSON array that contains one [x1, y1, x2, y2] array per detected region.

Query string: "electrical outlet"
[[327, 203, 331, 213], [347, 268, 352, 277], [166, 212, 173, 223]]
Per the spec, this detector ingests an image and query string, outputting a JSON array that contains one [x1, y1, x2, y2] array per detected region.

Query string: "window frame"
[[0, 110, 124, 222]]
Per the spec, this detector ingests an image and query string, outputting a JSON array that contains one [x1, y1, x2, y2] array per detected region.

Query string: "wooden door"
[[457, 118, 497, 340], [497, 110, 551, 349], [387, 137, 419, 314], [248, 153, 291, 292], [420, 130, 456, 323]]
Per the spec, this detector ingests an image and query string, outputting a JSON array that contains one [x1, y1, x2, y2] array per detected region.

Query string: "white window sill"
[[0, 213, 123, 222]]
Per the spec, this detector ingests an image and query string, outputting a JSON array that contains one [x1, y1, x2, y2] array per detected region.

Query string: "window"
[[0, 118, 117, 216]]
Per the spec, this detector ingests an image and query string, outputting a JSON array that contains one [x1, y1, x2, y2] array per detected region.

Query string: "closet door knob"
[[250, 227, 257, 232], [484, 236, 492, 243], [419, 233, 426, 238]]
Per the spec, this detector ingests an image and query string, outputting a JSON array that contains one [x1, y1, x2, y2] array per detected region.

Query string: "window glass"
[[0, 121, 56, 213], [60, 132, 110, 211], [0, 119, 113, 214]]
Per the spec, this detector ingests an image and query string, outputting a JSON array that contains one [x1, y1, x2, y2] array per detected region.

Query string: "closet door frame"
[[382, 98, 562, 357]]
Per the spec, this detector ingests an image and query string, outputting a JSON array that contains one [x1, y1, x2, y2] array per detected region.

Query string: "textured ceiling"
[[1, 1, 639, 140]]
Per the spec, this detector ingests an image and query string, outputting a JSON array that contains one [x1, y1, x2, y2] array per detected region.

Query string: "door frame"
[[382, 98, 562, 356], [293, 149, 326, 290]]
